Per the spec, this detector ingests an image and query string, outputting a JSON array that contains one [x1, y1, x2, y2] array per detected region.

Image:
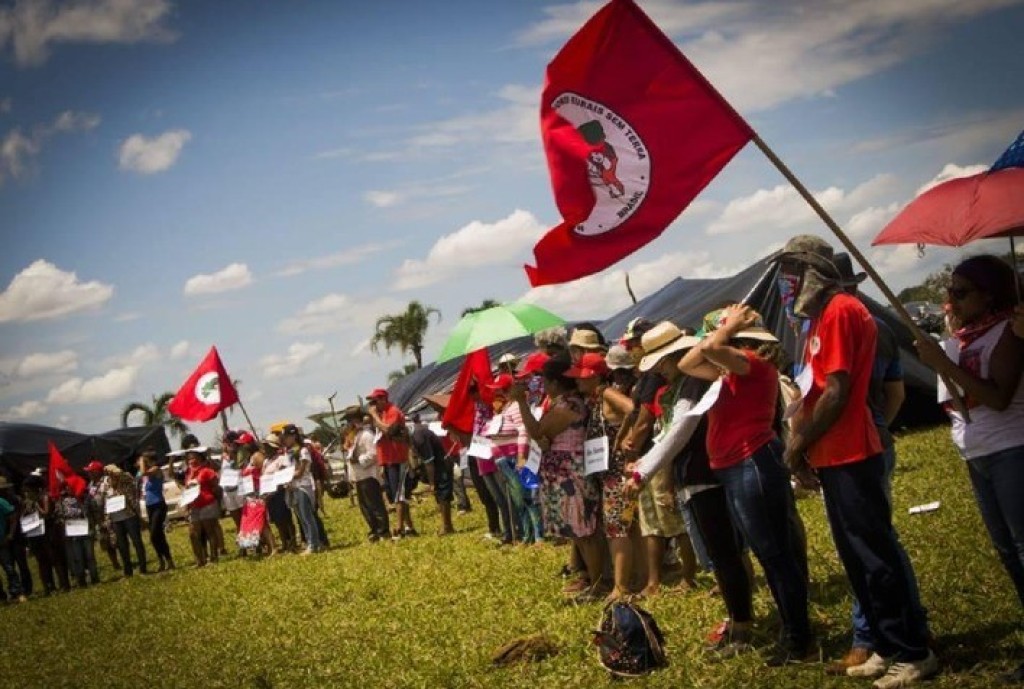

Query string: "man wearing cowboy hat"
[[0, 475, 27, 602], [778, 235, 936, 686]]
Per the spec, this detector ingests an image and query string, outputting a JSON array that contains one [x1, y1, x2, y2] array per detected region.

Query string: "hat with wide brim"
[[638, 323, 701, 372], [568, 329, 605, 350]]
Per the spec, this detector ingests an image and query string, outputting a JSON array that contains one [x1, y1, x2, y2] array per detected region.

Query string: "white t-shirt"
[[941, 320, 1024, 459]]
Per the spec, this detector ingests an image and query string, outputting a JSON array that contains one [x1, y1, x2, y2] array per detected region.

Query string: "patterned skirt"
[[539, 449, 600, 539]]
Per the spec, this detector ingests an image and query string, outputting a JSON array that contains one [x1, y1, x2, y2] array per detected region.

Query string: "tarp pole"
[[751, 134, 969, 420]]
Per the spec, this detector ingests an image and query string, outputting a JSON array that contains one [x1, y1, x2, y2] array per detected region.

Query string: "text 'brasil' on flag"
[[525, 0, 753, 287]]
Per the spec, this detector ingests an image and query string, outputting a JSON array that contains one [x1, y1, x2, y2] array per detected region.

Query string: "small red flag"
[[48, 441, 86, 500], [167, 346, 239, 422], [442, 349, 494, 437], [525, 0, 753, 286]]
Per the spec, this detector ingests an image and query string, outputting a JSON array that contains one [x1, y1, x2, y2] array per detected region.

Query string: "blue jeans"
[[482, 469, 515, 542], [681, 499, 713, 572], [292, 490, 322, 551], [497, 458, 527, 540], [967, 444, 1024, 608], [851, 439, 930, 649], [819, 454, 929, 662], [715, 439, 811, 647]]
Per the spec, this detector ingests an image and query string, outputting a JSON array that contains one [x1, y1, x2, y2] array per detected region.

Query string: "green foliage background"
[[1, 427, 1020, 688]]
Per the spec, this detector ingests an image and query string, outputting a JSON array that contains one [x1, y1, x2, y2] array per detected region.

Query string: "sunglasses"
[[947, 286, 976, 300]]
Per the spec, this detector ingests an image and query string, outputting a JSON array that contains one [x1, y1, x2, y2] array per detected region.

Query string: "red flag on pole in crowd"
[[442, 349, 494, 437], [167, 346, 239, 422], [48, 441, 86, 499], [525, 0, 753, 286]]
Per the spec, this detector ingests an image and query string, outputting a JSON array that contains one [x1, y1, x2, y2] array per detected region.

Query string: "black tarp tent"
[[387, 257, 942, 427], [0, 423, 171, 481]]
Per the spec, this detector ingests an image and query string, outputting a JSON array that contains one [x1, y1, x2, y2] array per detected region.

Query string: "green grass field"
[[2, 426, 1020, 688]]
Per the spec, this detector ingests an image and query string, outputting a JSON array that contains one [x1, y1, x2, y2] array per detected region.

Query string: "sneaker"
[[827, 646, 873, 676], [299, 548, 314, 556], [706, 622, 754, 658], [872, 651, 938, 689], [765, 639, 817, 667], [402, 527, 419, 537], [848, 652, 891, 679], [705, 619, 732, 648]]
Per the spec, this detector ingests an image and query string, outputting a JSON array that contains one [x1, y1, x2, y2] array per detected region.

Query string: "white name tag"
[[65, 519, 88, 537], [276, 465, 295, 485], [105, 494, 127, 514], [428, 422, 445, 437], [24, 522, 45, 537], [484, 415, 503, 436], [220, 467, 240, 489], [467, 436, 493, 459], [178, 485, 200, 507], [239, 476, 255, 496], [683, 378, 723, 417], [459, 449, 469, 470], [530, 405, 543, 421], [525, 441, 542, 475], [259, 474, 277, 495], [20, 512, 41, 534], [583, 436, 610, 476]]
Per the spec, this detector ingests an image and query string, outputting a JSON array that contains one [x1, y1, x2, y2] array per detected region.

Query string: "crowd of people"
[[1, 234, 1022, 688]]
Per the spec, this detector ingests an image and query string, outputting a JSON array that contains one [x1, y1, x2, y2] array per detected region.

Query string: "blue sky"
[[1, 0, 1022, 442]]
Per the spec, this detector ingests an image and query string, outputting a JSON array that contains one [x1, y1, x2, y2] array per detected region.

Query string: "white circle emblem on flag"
[[551, 92, 651, 236], [195, 372, 221, 405]]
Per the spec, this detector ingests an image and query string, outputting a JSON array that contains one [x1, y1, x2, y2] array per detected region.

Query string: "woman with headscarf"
[[102, 464, 148, 577], [915, 255, 1024, 683], [680, 304, 812, 665], [184, 448, 221, 567], [570, 351, 636, 602], [511, 355, 603, 597]]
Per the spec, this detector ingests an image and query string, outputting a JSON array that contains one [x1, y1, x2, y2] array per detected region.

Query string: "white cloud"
[[915, 163, 988, 196], [303, 395, 327, 411], [276, 241, 403, 277], [260, 342, 325, 379], [113, 311, 141, 322], [46, 365, 138, 404], [395, 209, 546, 290], [706, 173, 897, 236], [0, 259, 113, 322], [350, 338, 372, 356], [517, 0, 1019, 113], [169, 340, 190, 360], [0, 0, 176, 67], [13, 349, 78, 378], [1, 109, 99, 184], [105, 343, 159, 368], [118, 128, 190, 174], [277, 293, 405, 335], [183, 262, 253, 296], [522, 249, 732, 319], [364, 190, 401, 208], [0, 399, 48, 420], [853, 108, 1024, 159]]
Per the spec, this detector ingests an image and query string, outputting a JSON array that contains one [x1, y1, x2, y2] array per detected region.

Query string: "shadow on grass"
[[935, 620, 1022, 671]]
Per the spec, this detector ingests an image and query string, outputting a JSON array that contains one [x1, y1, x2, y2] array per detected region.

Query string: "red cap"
[[237, 431, 256, 446], [566, 352, 610, 379], [367, 388, 389, 400], [515, 351, 550, 379], [84, 460, 104, 473], [487, 374, 515, 391]]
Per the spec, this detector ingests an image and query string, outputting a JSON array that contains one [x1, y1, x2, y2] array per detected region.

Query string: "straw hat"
[[568, 329, 605, 350], [703, 309, 778, 343], [638, 322, 701, 372], [263, 433, 282, 448], [605, 344, 635, 370]]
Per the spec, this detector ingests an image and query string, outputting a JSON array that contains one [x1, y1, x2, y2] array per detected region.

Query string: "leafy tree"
[[895, 249, 1022, 304], [387, 363, 419, 385], [120, 392, 190, 440], [370, 301, 441, 369], [461, 299, 500, 317]]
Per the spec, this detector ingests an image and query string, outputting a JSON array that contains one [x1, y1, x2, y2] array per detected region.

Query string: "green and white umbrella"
[[436, 302, 565, 363]]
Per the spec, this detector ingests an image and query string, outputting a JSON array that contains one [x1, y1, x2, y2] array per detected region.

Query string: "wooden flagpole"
[[751, 134, 969, 418], [234, 398, 261, 440]]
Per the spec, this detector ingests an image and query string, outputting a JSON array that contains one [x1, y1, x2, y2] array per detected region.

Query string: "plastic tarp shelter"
[[0, 423, 171, 481], [387, 257, 941, 427]]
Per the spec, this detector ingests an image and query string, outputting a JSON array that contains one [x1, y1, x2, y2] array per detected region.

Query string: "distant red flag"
[[167, 346, 239, 422], [48, 441, 86, 500], [442, 349, 494, 437], [525, 0, 753, 286]]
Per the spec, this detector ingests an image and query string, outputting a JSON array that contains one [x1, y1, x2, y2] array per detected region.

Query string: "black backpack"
[[593, 601, 667, 677]]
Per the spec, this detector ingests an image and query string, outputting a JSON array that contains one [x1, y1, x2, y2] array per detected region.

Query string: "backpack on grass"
[[592, 601, 667, 677]]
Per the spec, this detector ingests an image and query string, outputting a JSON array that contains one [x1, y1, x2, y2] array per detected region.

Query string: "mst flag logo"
[[195, 371, 222, 405], [552, 92, 650, 237]]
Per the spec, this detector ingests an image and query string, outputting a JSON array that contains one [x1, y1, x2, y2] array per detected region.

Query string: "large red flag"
[[442, 349, 494, 437], [525, 0, 753, 286], [48, 441, 86, 500], [167, 346, 239, 422]]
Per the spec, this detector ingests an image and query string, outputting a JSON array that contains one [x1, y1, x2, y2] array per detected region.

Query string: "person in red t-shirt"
[[367, 389, 417, 538], [185, 448, 222, 567], [778, 235, 935, 685], [680, 304, 811, 665]]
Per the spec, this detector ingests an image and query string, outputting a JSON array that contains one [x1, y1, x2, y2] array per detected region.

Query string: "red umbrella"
[[872, 167, 1024, 247]]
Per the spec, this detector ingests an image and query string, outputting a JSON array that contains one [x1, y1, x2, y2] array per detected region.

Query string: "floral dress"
[[586, 389, 634, 539], [539, 393, 599, 539]]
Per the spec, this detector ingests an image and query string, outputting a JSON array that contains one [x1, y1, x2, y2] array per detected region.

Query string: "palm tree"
[[120, 392, 190, 440], [370, 301, 441, 369], [387, 363, 419, 385], [461, 299, 500, 317]]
